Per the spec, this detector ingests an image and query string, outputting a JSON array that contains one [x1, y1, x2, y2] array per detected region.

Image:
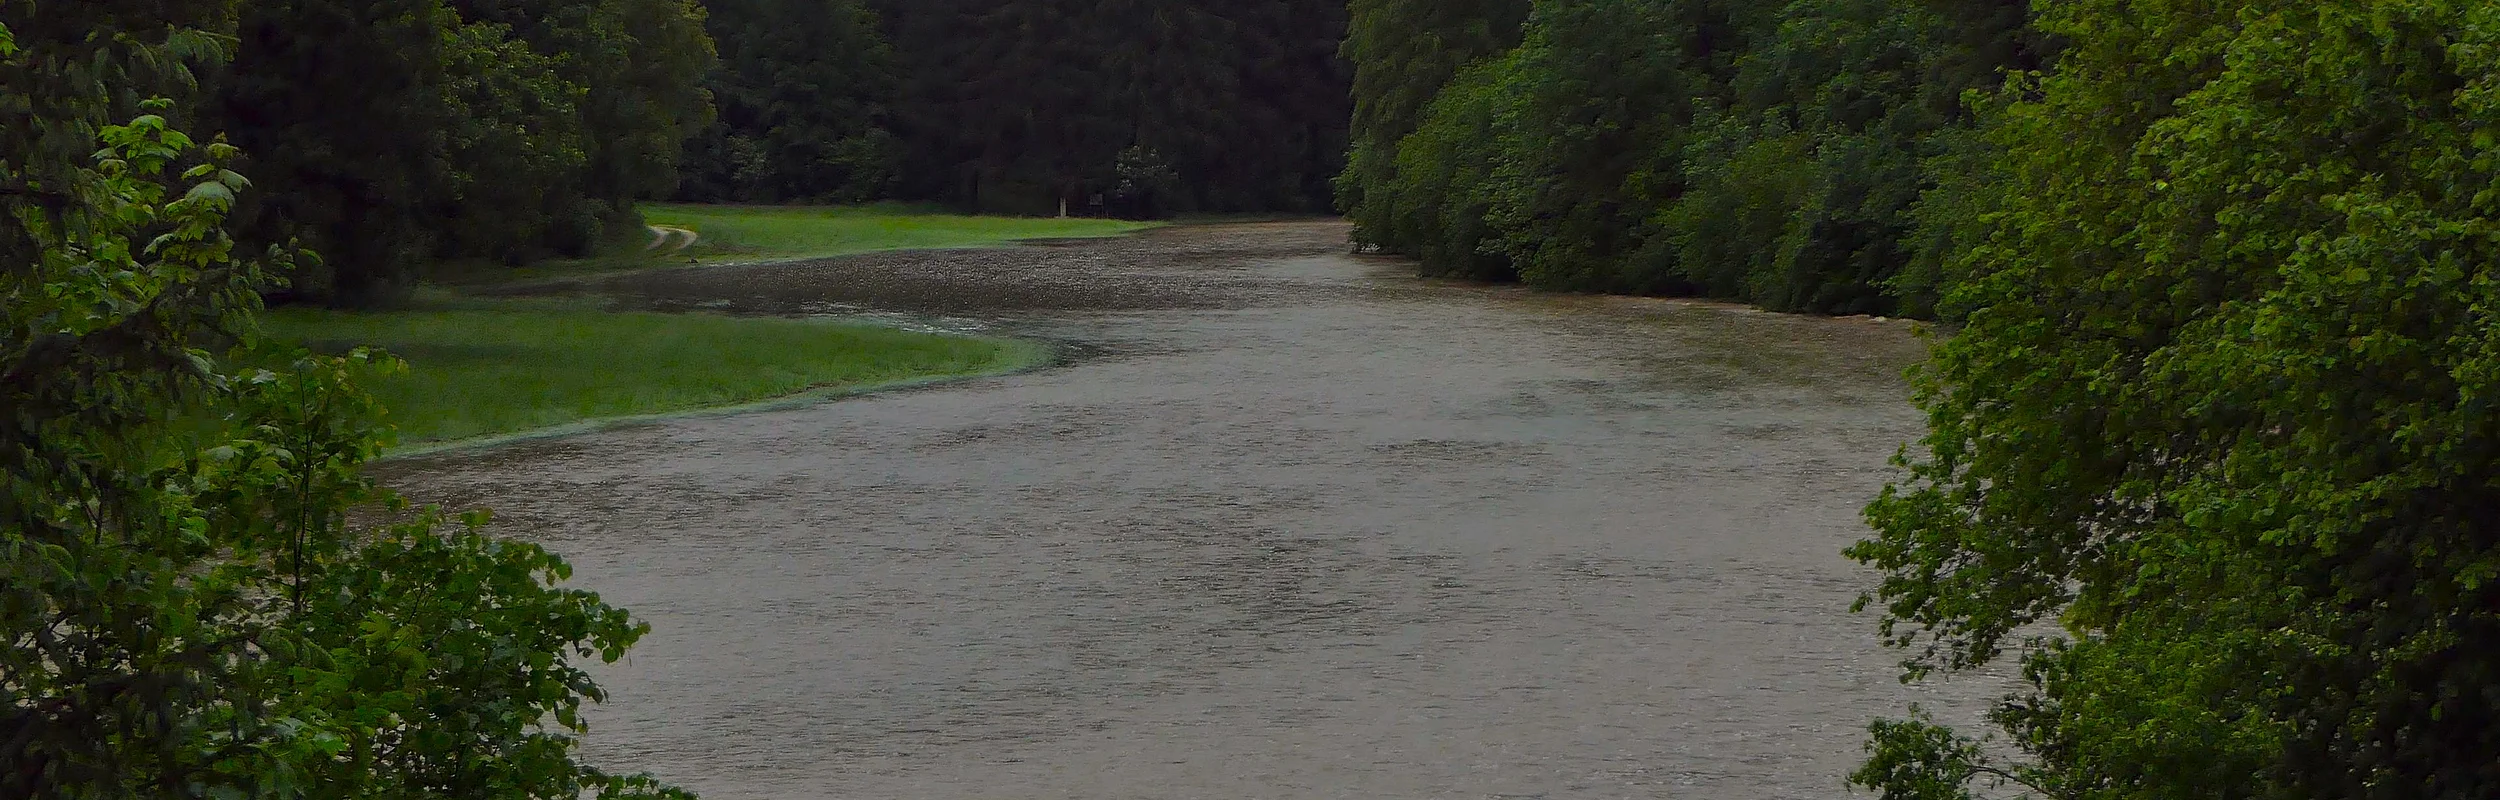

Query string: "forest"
[[1338, 0, 2496, 796], [685, 0, 1351, 218], [1337, 0, 2040, 316], [11, 0, 2500, 798], [12, 0, 1352, 307]]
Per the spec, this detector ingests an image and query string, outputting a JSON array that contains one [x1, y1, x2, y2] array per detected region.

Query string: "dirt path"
[[394, 221, 1997, 799]]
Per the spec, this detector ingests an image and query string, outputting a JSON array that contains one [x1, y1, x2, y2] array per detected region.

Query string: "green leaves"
[[1848, 710, 1987, 800], [677, 0, 896, 205], [1855, 0, 2500, 796], [1341, 0, 1533, 244], [216, 0, 716, 302], [6, 22, 688, 799], [1344, 0, 2033, 313]]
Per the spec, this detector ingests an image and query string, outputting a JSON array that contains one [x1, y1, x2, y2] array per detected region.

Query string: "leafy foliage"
[[3, 16, 686, 798], [1479, 0, 1753, 294], [1342, 0, 2037, 314], [211, 0, 713, 305], [1372, 54, 1515, 280], [677, 0, 897, 204], [1851, 0, 2500, 796], [1339, 0, 1531, 248]]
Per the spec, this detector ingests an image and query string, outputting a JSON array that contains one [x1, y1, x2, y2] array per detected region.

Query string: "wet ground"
[[394, 221, 1997, 799]]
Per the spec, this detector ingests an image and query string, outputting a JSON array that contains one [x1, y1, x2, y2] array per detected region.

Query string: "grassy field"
[[450, 203, 1159, 285], [269, 204, 1125, 449], [265, 301, 1041, 447], [648, 202, 1155, 257]]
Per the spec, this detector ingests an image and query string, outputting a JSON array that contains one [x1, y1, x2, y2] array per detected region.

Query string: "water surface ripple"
[[392, 221, 1996, 799]]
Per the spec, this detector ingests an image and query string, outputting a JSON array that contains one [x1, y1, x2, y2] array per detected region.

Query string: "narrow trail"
[[392, 221, 2002, 799]]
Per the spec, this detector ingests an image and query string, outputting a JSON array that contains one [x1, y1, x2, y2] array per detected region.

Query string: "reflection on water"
[[389, 222, 2000, 800]]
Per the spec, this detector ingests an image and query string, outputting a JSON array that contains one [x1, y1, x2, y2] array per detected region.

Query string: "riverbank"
[[273, 204, 1146, 451], [436, 203, 1161, 286], [379, 220, 1964, 798]]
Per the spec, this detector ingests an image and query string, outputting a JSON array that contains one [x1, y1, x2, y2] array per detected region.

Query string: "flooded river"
[[393, 221, 1994, 799]]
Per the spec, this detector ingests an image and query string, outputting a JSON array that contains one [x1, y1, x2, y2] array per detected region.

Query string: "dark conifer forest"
[[683, 0, 1353, 217]]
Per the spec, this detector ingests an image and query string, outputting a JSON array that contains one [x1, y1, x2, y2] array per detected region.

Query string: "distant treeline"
[[34, 0, 717, 305], [1337, 0, 2042, 317], [25, 1, 1352, 307], [678, 0, 1352, 219]]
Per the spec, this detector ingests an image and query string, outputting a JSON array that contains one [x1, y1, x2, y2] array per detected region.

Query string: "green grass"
[[447, 203, 1160, 285], [263, 301, 1042, 448], [271, 204, 1115, 449], [647, 202, 1157, 257]]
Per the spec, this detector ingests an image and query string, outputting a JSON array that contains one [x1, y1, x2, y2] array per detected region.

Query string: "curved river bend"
[[393, 221, 1996, 799]]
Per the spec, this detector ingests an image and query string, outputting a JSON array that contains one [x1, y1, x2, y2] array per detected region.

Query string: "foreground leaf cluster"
[[3, 17, 687, 799]]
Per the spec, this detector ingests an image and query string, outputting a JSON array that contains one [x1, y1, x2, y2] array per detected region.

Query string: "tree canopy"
[[676, 0, 897, 204], [1347, 0, 2500, 793], [64, 0, 1357, 304], [2, 8, 686, 796], [217, 0, 714, 305], [1849, 0, 2500, 797], [862, 0, 1351, 216], [1338, 0, 2036, 314]]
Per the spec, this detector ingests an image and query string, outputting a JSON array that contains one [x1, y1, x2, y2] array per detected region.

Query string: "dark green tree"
[[1338, 0, 1530, 246], [875, 0, 1348, 216], [881, 0, 1122, 214], [4, 12, 693, 797], [1852, 1, 2500, 796], [1480, 0, 1761, 293], [218, 0, 458, 305], [216, 0, 712, 302], [1338, 0, 2039, 315], [1144, 0, 1350, 214], [1655, 0, 2022, 314], [678, 0, 896, 204], [449, 0, 717, 249], [1372, 53, 1515, 279], [430, 19, 592, 266]]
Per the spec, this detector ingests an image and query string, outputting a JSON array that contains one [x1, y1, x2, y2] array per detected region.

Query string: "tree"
[[874, 0, 1348, 216], [880, 0, 1122, 214], [214, 0, 712, 303], [678, 0, 897, 204], [1654, 0, 2009, 314], [218, 0, 457, 305], [1372, 53, 1515, 280], [430, 18, 593, 266], [1338, 0, 2040, 315], [1130, 0, 1350, 214], [4, 14, 689, 797], [1339, 0, 1531, 245], [444, 0, 717, 249], [1851, 1, 2500, 796], [1480, 0, 1760, 293]]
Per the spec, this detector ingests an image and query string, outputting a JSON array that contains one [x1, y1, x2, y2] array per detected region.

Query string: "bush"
[[2, 23, 688, 797]]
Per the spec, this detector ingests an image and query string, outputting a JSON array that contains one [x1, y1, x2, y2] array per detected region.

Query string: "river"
[[389, 220, 1996, 799]]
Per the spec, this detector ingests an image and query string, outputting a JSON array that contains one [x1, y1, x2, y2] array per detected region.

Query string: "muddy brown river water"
[[393, 221, 1999, 799]]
